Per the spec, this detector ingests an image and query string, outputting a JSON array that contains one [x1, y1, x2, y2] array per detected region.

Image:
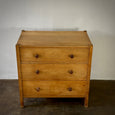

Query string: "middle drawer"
[[21, 64, 88, 80]]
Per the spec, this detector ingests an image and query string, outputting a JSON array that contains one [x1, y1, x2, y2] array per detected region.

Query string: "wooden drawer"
[[23, 81, 87, 97], [21, 64, 88, 80], [20, 47, 89, 63]]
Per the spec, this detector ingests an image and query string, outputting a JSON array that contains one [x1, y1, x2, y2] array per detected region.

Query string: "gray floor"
[[0, 80, 115, 115]]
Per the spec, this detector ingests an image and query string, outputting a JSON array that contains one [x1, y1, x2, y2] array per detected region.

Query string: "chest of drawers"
[[16, 30, 93, 108]]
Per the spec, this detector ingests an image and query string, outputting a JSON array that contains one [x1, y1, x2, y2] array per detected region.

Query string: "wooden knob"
[[69, 54, 74, 58], [35, 87, 40, 92], [68, 70, 73, 74], [67, 87, 72, 91], [35, 54, 39, 58], [36, 70, 39, 74]]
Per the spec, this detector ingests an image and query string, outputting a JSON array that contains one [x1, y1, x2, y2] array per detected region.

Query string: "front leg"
[[84, 95, 88, 108]]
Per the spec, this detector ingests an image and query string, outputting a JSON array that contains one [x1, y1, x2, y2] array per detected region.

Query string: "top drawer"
[[20, 47, 89, 63]]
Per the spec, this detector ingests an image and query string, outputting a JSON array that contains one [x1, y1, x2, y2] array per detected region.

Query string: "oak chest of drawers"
[[16, 30, 93, 108]]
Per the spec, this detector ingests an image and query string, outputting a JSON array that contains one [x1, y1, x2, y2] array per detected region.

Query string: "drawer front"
[[23, 81, 87, 97], [21, 64, 88, 80], [20, 48, 89, 63]]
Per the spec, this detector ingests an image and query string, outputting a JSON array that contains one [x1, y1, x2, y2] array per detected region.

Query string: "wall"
[[0, 0, 115, 80]]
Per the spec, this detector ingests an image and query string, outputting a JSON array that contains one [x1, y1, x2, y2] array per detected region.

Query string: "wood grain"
[[21, 64, 88, 81], [23, 81, 88, 97], [84, 45, 93, 107], [17, 31, 92, 47], [16, 31, 93, 107], [16, 44, 24, 108], [20, 47, 89, 63]]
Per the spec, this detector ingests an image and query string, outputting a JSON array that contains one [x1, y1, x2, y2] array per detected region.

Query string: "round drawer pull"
[[35, 54, 39, 58], [35, 87, 40, 92], [69, 54, 74, 58], [36, 70, 39, 74], [67, 87, 72, 91], [68, 70, 73, 74]]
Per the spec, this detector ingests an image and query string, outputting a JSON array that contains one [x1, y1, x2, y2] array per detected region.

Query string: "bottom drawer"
[[23, 81, 88, 97]]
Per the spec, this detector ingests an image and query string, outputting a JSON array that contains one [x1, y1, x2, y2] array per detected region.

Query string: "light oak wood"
[[16, 31, 93, 107], [21, 64, 88, 81], [17, 31, 92, 47], [16, 45, 24, 108], [84, 45, 93, 108], [23, 81, 88, 97], [20, 47, 89, 63]]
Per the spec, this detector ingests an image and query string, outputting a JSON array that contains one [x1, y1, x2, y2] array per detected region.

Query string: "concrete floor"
[[0, 80, 115, 115]]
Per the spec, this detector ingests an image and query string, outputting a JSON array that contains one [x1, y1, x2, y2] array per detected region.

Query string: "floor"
[[0, 80, 115, 115]]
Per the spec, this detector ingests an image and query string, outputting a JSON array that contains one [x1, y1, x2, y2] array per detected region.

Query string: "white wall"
[[0, 0, 115, 80]]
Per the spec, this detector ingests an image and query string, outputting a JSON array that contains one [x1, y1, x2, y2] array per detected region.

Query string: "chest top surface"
[[17, 31, 92, 47]]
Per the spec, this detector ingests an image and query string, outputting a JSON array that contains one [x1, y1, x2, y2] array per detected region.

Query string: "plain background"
[[0, 0, 115, 80]]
